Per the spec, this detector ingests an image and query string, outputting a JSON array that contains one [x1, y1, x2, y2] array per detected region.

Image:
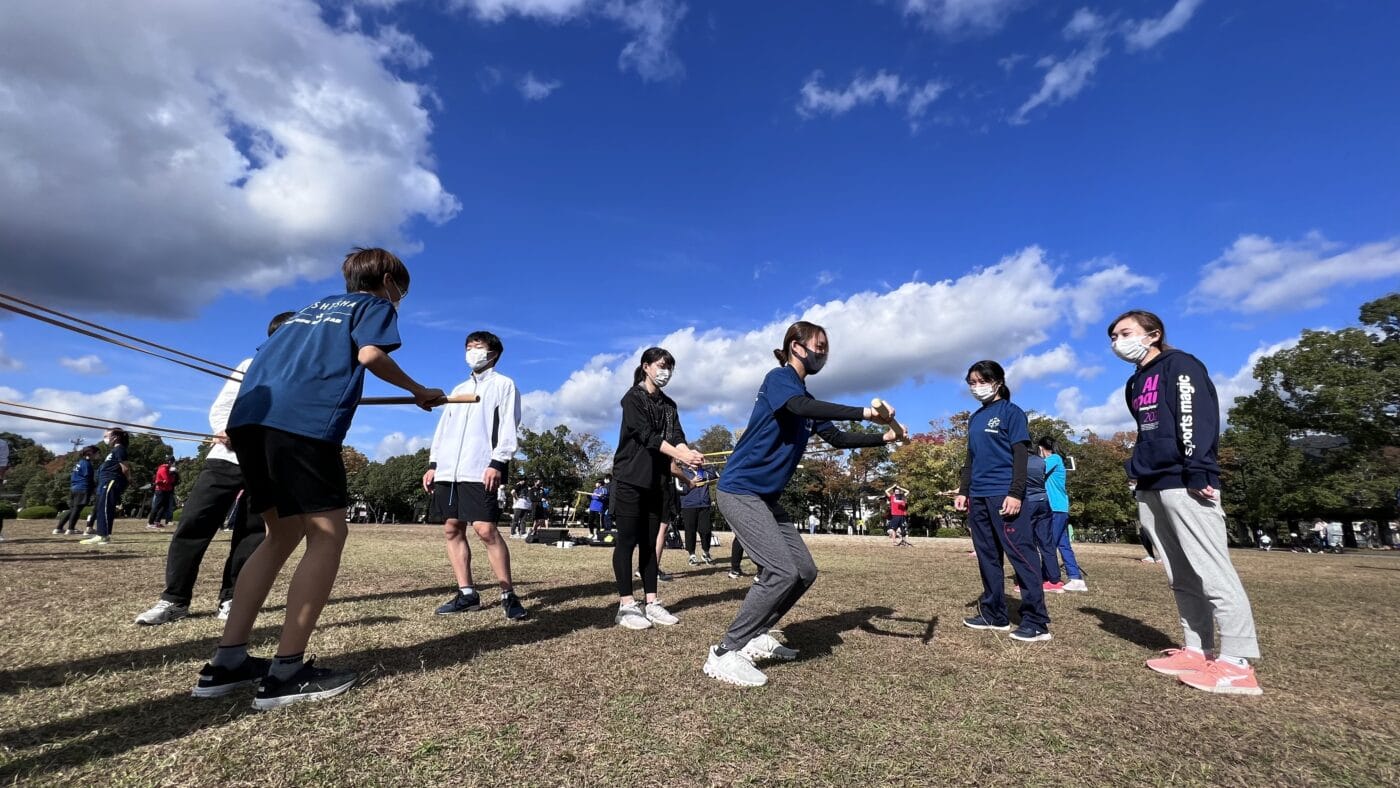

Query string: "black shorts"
[[228, 425, 347, 518], [889, 515, 907, 532], [430, 481, 500, 525]]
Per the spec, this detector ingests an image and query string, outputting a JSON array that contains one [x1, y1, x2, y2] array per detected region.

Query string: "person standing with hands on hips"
[[1110, 309, 1262, 696], [955, 361, 1051, 643]]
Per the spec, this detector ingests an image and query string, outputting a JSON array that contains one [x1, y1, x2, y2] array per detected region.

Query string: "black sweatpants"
[[160, 459, 266, 606], [60, 490, 91, 531], [612, 479, 663, 597], [682, 506, 712, 555], [148, 490, 175, 524]]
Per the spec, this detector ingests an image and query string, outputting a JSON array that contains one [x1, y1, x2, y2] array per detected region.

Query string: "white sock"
[[459, 586, 474, 595], [500, 589, 512, 600], [1217, 655, 1249, 668]]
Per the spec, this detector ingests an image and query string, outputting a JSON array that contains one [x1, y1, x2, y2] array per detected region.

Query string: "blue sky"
[[1, 0, 1398, 458]]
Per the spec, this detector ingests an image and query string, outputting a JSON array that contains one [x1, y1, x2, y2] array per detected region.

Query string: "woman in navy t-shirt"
[[703, 321, 901, 687], [81, 427, 130, 545], [954, 360, 1051, 642]]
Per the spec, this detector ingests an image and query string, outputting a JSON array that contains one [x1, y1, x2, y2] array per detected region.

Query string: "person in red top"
[[147, 459, 179, 530], [886, 484, 911, 547]]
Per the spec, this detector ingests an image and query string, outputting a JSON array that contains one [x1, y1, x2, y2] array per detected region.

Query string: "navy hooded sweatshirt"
[[1123, 348, 1221, 491]]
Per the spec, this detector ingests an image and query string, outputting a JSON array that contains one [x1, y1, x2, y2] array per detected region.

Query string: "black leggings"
[[682, 506, 712, 555], [60, 491, 91, 530], [612, 480, 663, 597]]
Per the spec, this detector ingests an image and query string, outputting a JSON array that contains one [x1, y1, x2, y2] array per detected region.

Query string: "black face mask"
[[799, 344, 828, 374]]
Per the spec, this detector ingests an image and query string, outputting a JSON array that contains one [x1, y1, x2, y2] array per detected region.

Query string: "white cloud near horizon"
[[1189, 232, 1400, 314], [0, 385, 161, 453], [1006, 343, 1080, 383], [518, 72, 563, 100], [0, 0, 459, 318], [520, 246, 1158, 436], [373, 431, 433, 460], [59, 355, 108, 375], [900, 0, 1027, 36], [798, 71, 949, 127], [0, 333, 22, 372], [1125, 0, 1206, 52]]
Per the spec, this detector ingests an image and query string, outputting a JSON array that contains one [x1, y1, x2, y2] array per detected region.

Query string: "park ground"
[[1, 518, 1398, 786]]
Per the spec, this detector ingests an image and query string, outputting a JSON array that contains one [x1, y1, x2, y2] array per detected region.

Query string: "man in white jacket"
[[422, 331, 527, 620], [135, 311, 295, 626]]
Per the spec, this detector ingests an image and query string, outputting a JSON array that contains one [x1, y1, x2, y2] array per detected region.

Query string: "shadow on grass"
[[784, 606, 896, 658], [1353, 564, 1400, 572], [859, 613, 939, 645], [0, 552, 141, 563], [1078, 606, 1174, 651], [259, 580, 547, 615]]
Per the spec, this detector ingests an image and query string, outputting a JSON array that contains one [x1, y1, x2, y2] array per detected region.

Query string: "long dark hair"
[[633, 347, 675, 385], [773, 321, 826, 365], [965, 360, 1011, 401], [105, 428, 129, 447], [1107, 309, 1173, 351], [1037, 436, 1058, 454]]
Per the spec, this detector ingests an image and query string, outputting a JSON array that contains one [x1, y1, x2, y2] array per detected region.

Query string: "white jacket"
[[429, 368, 520, 483], [207, 359, 251, 465]]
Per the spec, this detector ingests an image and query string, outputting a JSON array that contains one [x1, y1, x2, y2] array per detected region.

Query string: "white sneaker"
[[741, 632, 799, 662], [701, 552, 714, 564], [688, 554, 701, 566], [704, 646, 768, 687], [644, 601, 679, 626], [135, 599, 189, 626], [79, 535, 109, 545], [217, 600, 233, 620], [616, 602, 653, 630], [1063, 578, 1089, 592], [1140, 556, 1157, 563]]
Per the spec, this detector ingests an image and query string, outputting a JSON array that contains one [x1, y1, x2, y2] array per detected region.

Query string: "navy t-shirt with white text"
[[719, 366, 832, 500], [228, 293, 401, 444], [967, 399, 1031, 497], [97, 445, 127, 480]]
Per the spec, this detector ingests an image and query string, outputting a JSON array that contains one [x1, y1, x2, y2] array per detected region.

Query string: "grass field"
[[2, 518, 1398, 786]]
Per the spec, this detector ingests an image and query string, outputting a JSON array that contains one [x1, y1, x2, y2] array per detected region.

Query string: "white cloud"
[[1006, 343, 1079, 382], [374, 24, 433, 69], [1054, 385, 1137, 438], [1124, 0, 1205, 52], [900, 0, 1027, 36], [517, 72, 563, 101], [0, 385, 161, 453], [0, 333, 21, 371], [457, 0, 687, 82], [997, 53, 1026, 74], [798, 71, 948, 125], [520, 246, 1154, 435], [0, 0, 459, 317], [373, 431, 432, 460], [1064, 7, 1107, 38], [1189, 232, 1400, 314], [1069, 264, 1160, 331], [1212, 336, 1301, 414], [59, 355, 108, 375], [1012, 39, 1109, 124]]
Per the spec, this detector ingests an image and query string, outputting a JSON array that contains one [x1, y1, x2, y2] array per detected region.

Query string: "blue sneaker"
[[1009, 624, 1052, 642], [963, 615, 1011, 631], [435, 590, 481, 615]]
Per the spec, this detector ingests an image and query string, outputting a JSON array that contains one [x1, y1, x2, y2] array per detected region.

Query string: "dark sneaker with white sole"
[[1008, 624, 1053, 642], [962, 615, 1012, 631], [252, 660, 356, 710], [502, 592, 528, 620], [435, 590, 482, 615], [192, 656, 271, 698]]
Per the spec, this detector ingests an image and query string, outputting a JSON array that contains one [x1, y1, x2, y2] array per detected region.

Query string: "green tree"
[[119, 434, 177, 513], [693, 425, 734, 455], [890, 424, 966, 533], [1068, 432, 1137, 533], [356, 448, 431, 522], [517, 425, 589, 504]]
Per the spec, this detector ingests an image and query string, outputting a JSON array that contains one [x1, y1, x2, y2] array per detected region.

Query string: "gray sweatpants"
[[1137, 488, 1260, 659], [716, 490, 816, 652]]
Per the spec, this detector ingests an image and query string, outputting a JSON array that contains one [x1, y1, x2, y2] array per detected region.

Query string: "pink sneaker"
[[1145, 648, 1210, 676], [1042, 581, 1065, 594], [1178, 660, 1263, 696]]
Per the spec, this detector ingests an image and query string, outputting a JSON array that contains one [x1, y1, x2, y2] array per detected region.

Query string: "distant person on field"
[[81, 428, 131, 546], [146, 458, 178, 530], [1038, 437, 1086, 591], [55, 446, 99, 536]]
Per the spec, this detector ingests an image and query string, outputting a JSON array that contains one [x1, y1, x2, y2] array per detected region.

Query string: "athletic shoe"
[[658, 571, 674, 582], [701, 552, 714, 564], [1063, 578, 1089, 592], [1145, 648, 1210, 676], [52, 527, 65, 535], [192, 656, 270, 698], [728, 570, 745, 580], [1009, 624, 1052, 642], [217, 600, 233, 620], [1177, 660, 1263, 696], [146, 523, 160, 530], [963, 615, 1011, 631], [634, 570, 642, 579], [703, 646, 768, 687], [1140, 556, 1157, 563], [502, 592, 528, 621], [435, 590, 482, 615], [741, 633, 798, 662], [79, 535, 109, 545], [688, 554, 701, 566], [83, 527, 96, 536], [644, 601, 679, 626], [616, 602, 653, 630], [135, 599, 189, 626], [65, 529, 80, 535], [1042, 581, 1065, 594], [252, 659, 357, 710]]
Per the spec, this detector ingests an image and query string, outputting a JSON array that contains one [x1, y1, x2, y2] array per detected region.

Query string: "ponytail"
[[965, 360, 1011, 401], [633, 347, 675, 385], [774, 320, 826, 366]]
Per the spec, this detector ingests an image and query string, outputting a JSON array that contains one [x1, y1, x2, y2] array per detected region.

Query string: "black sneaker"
[[1009, 624, 1052, 642], [191, 656, 270, 698], [252, 659, 356, 711], [435, 590, 481, 615], [962, 615, 1011, 631], [502, 592, 528, 621]]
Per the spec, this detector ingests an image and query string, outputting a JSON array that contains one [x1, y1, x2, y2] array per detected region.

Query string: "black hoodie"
[[1123, 348, 1221, 491]]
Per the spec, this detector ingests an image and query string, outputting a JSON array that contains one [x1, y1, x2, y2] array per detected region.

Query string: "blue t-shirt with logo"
[[70, 457, 95, 491], [719, 366, 832, 500], [1043, 453, 1069, 512], [228, 292, 401, 444], [682, 468, 713, 508], [97, 444, 127, 481], [967, 399, 1031, 497]]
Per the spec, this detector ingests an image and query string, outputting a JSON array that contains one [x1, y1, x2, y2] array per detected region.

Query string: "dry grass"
[[1, 517, 1398, 787]]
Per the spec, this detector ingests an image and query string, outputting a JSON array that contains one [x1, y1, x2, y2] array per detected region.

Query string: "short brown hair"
[[342, 247, 409, 294]]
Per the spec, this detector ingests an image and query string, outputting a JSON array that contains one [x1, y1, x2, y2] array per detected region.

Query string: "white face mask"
[[1112, 335, 1153, 363], [970, 383, 997, 402], [466, 348, 491, 371], [652, 368, 672, 388]]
